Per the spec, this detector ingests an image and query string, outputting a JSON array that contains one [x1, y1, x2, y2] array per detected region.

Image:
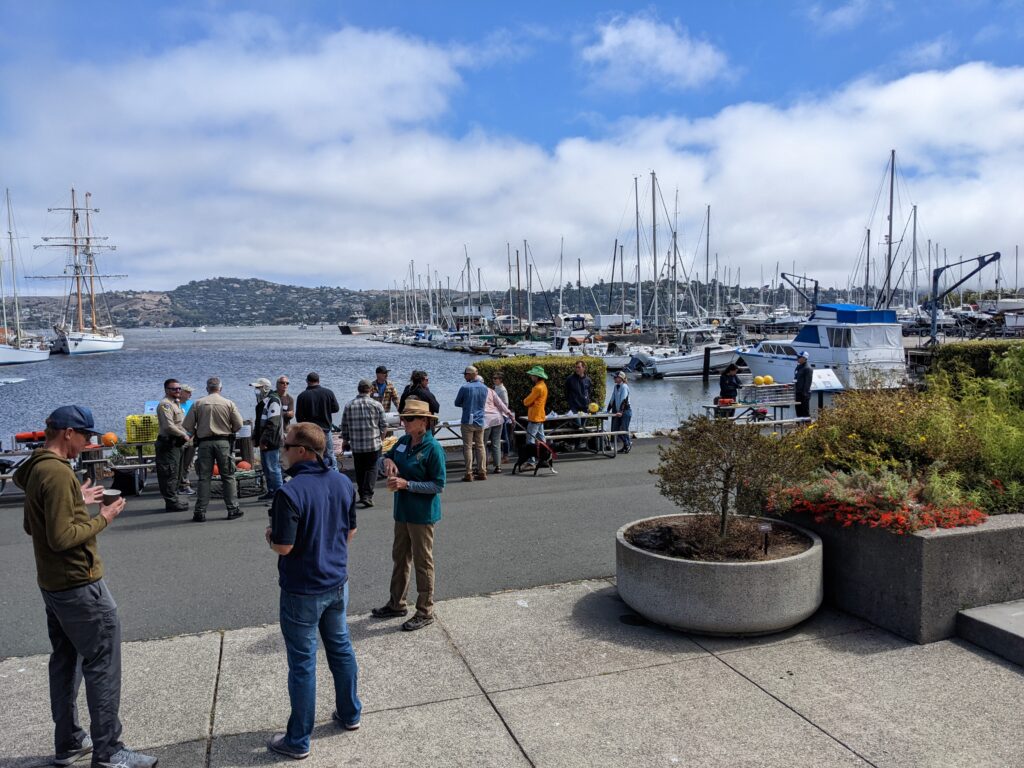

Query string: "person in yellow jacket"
[[522, 365, 549, 467]]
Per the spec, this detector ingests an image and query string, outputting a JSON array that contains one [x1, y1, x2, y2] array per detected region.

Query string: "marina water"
[[0, 326, 718, 440]]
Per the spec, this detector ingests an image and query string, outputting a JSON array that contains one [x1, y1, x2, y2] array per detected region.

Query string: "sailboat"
[[0, 190, 49, 364], [36, 189, 124, 355]]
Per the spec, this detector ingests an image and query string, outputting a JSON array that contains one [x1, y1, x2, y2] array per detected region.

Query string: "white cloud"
[[806, 0, 873, 34], [579, 15, 729, 92], [899, 33, 958, 68], [2, 16, 1023, 300]]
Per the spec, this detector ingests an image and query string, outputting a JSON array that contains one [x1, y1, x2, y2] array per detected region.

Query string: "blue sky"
[[1, 1, 1022, 293]]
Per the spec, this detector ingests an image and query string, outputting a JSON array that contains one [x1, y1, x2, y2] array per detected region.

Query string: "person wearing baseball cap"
[[794, 351, 813, 418], [16, 407, 158, 768], [454, 365, 489, 481], [523, 366, 553, 471], [370, 365, 399, 413], [156, 378, 191, 512], [251, 377, 284, 499]]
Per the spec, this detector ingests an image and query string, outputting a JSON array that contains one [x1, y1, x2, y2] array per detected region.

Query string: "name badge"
[[396, 443, 407, 453]]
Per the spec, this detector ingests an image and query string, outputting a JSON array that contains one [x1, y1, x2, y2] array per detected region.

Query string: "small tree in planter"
[[649, 415, 810, 556], [617, 415, 822, 634]]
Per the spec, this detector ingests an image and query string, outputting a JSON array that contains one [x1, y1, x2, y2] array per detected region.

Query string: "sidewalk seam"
[[205, 630, 225, 768], [695, 640, 880, 768], [435, 615, 537, 768]]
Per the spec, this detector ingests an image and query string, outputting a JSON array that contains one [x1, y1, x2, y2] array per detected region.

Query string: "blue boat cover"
[[815, 304, 897, 323]]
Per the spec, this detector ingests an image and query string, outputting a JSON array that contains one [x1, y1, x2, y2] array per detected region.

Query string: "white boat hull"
[[650, 347, 737, 377], [52, 331, 125, 355], [0, 343, 50, 364], [740, 350, 905, 389]]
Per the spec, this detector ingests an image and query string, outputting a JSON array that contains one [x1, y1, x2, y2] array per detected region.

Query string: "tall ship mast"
[[34, 188, 125, 354], [0, 189, 50, 364]]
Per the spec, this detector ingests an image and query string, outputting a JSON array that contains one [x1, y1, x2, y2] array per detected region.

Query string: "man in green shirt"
[[17, 405, 157, 768]]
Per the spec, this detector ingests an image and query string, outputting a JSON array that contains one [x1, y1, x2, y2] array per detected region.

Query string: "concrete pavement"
[[3, 579, 1024, 767]]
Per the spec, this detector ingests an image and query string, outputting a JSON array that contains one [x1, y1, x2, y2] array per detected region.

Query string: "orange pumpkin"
[[237, 460, 252, 471], [101, 432, 119, 447]]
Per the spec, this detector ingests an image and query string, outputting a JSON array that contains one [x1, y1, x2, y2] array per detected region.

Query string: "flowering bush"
[[771, 469, 987, 535]]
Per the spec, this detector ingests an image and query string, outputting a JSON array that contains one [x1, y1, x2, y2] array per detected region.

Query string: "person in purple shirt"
[[453, 365, 489, 482]]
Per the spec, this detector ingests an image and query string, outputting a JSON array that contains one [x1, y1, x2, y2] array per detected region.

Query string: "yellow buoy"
[[753, 376, 765, 386], [763, 375, 774, 385]]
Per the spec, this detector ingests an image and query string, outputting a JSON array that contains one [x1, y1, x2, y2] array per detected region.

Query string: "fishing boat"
[[738, 303, 906, 389], [36, 189, 124, 355], [0, 190, 49, 364]]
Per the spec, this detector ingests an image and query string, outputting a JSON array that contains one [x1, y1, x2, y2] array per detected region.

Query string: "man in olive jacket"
[[16, 405, 157, 768]]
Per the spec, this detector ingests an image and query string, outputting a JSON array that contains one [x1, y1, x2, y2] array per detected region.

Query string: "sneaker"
[[473, 473, 487, 481], [93, 747, 159, 767], [331, 710, 360, 731], [462, 474, 474, 482], [226, 510, 244, 521], [257, 491, 275, 501], [165, 503, 189, 512], [402, 615, 435, 631], [55, 736, 92, 765], [370, 604, 408, 619], [549, 468, 559, 475], [362, 498, 374, 508], [180, 486, 196, 496], [266, 734, 309, 761], [191, 513, 206, 523], [493, 467, 502, 474]]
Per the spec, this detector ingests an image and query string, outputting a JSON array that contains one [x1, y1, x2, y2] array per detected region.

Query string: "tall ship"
[[35, 189, 124, 354], [737, 303, 906, 389], [0, 190, 49, 364]]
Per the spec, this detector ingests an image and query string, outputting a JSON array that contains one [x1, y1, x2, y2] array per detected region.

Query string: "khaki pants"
[[460, 424, 486, 477], [387, 522, 435, 619], [195, 439, 238, 515]]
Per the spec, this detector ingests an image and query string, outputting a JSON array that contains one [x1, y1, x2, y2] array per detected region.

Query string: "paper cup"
[[101, 489, 122, 506]]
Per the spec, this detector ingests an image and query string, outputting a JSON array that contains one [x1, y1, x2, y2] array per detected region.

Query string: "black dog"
[[511, 437, 558, 476]]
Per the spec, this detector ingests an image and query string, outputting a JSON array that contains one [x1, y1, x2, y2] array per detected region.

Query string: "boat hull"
[[0, 344, 50, 364], [740, 351, 905, 389], [650, 347, 737, 377], [52, 332, 125, 355], [338, 325, 373, 335]]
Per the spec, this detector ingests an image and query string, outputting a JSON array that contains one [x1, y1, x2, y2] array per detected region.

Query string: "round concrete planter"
[[616, 514, 823, 636]]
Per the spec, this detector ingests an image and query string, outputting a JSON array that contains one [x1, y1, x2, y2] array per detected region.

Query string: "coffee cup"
[[101, 489, 122, 506]]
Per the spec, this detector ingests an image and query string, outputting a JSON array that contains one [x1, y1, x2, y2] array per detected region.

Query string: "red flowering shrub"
[[770, 469, 987, 534]]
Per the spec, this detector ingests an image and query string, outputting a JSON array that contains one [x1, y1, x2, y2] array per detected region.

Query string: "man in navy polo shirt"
[[265, 422, 361, 761]]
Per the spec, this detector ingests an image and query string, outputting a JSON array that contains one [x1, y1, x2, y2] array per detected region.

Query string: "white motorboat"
[[36, 189, 124, 355], [738, 303, 906, 389], [636, 327, 736, 377], [0, 191, 49, 364], [338, 312, 372, 335]]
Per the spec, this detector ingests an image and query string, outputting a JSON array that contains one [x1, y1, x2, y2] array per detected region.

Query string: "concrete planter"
[[615, 514, 823, 636], [771, 512, 1024, 643]]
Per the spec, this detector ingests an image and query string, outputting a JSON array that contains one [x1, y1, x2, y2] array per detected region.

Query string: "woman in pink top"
[[481, 377, 515, 474]]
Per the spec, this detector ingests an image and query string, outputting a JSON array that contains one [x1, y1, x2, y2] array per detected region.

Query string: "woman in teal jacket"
[[370, 398, 446, 631]]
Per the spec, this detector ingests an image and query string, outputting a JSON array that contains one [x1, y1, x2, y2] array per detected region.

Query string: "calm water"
[[0, 326, 716, 442]]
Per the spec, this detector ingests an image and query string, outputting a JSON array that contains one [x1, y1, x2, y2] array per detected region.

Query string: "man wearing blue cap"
[[794, 352, 813, 418], [16, 406, 158, 768]]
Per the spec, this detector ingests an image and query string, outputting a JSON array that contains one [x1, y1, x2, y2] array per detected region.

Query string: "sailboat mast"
[[634, 177, 642, 333], [651, 171, 658, 330], [884, 148, 895, 308], [71, 188, 83, 332], [911, 205, 918, 307], [705, 204, 711, 319], [85, 192, 98, 331], [864, 229, 871, 305], [0, 191, 9, 338], [620, 244, 625, 319]]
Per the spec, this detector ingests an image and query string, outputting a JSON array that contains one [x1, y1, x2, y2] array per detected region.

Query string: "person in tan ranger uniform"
[[155, 378, 191, 512], [183, 377, 244, 522], [177, 384, 197, 494], [17, 405, 158, 768]]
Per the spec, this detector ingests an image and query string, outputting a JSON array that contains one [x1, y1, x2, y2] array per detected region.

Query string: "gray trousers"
[[41, 579, 124, 762]]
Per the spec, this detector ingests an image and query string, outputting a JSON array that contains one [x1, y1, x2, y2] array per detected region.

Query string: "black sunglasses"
[[168, 386, 182, 391], [283, 442, 308, 450]]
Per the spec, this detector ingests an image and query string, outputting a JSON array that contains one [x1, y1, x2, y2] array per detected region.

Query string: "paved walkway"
[[3, 578, 1023, 768]]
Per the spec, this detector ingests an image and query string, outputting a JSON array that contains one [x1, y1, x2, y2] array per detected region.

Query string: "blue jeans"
[[262, 448, 282, 492], [323, 429, 338, 470], [611, 409, 632, 449], [279, 582, 361, 752]]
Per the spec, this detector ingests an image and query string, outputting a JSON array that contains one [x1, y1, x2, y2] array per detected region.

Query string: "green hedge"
[[473, 355, 608, 417], [931, 340, 1024, 378]]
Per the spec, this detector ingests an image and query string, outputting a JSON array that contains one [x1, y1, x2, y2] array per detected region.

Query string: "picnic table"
[[514, 413, 627, 458], [701, 401, 798, 422]]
